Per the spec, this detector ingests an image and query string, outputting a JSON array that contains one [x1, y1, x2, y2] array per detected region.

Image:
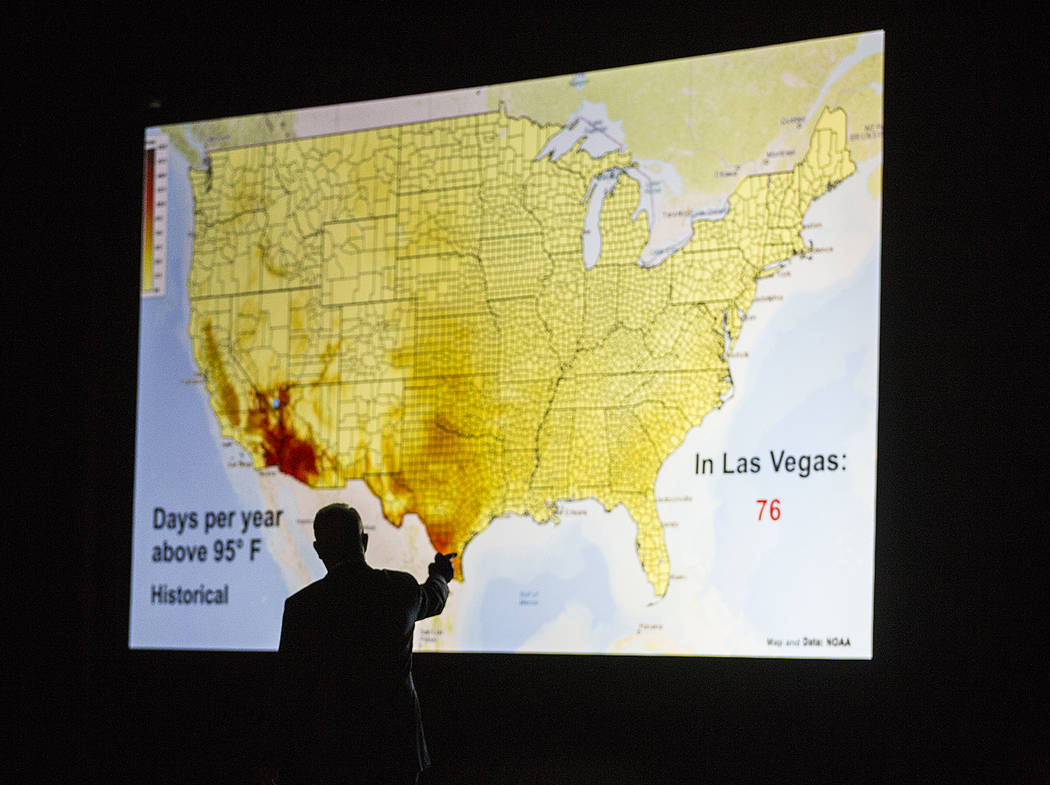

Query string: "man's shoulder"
[[285, 577, 326, 608], [287, 565, 419, 598], [374, 568, 422, 592]]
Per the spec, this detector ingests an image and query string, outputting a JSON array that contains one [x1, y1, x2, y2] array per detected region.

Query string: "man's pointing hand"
[[428, 551, 457, 582]]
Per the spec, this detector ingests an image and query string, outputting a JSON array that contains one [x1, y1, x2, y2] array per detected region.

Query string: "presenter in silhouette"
[[276, 502, 455, 785]]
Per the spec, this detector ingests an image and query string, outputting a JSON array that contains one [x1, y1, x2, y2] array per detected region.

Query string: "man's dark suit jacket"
[[277, 559, 449, 782]]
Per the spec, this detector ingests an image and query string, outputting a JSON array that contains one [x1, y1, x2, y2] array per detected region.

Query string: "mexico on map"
[[130, 31, 883, 657]]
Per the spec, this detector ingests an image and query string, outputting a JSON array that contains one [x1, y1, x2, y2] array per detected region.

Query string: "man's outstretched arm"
[[417, 551, 456, 620]]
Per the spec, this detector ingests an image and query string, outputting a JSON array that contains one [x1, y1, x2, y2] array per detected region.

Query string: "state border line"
[[188, 106, 514, 155], [252, 365, 728, 390], [189, 285, 318, 301]]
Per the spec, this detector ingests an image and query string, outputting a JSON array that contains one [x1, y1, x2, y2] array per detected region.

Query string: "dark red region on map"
[[248, 384, 321, 485]]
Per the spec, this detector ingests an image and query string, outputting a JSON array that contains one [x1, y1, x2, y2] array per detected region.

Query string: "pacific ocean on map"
[[130, 141, 289, 650]]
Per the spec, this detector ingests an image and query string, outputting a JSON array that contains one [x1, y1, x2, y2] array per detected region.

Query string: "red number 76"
[[756, 499, 781, 520]]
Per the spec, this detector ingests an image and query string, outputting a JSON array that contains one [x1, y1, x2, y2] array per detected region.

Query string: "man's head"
[[312, 503, 367, 565]]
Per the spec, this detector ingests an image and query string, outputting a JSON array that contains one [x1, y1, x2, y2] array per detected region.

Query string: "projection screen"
[[130, 30, 883, 656]]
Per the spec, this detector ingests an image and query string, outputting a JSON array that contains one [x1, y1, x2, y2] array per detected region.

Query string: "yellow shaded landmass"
[[492, 33, 872, 196], [188, 105, 853, 596], [869, 163, 883, 199], [164, 111, 299, 169]]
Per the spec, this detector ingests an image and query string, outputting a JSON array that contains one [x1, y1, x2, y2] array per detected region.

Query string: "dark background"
[[12, 4, 1044, 783]]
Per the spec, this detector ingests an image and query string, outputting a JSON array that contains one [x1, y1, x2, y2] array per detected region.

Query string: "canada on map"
[[131, 31, 882, 656]]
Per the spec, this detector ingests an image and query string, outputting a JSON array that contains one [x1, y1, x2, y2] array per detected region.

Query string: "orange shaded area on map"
[[246, 384, 324, 486], [201, 321, 241, 428], [358, 315, 522, 580]]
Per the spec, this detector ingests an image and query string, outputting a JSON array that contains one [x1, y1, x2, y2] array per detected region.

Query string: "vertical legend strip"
[[142, 134, 169, 298]]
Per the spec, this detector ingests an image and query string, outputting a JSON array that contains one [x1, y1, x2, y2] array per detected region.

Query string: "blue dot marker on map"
[[272, 398, 280, 409]]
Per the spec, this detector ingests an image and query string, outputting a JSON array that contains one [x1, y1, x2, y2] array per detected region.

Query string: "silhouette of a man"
[[277, 503, 455, 784]]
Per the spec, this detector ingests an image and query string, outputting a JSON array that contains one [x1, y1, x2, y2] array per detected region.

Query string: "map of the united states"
[[187, 105, 855, 597]]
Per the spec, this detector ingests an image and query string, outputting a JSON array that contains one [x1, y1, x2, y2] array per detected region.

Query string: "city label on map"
[[695, 451, 846, 477]]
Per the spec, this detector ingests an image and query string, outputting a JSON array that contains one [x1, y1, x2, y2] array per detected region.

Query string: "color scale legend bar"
[[142, 134, 169, 298]]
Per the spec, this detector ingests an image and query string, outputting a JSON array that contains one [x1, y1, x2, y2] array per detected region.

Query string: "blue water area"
[[470, 540, 621, 652], [707, 243, 878, 640], [581, 169, 621, 268], [131, 140, 292, 651]]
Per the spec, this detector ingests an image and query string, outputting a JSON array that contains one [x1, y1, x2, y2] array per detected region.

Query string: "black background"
[[12, 4, 1045, 783]]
